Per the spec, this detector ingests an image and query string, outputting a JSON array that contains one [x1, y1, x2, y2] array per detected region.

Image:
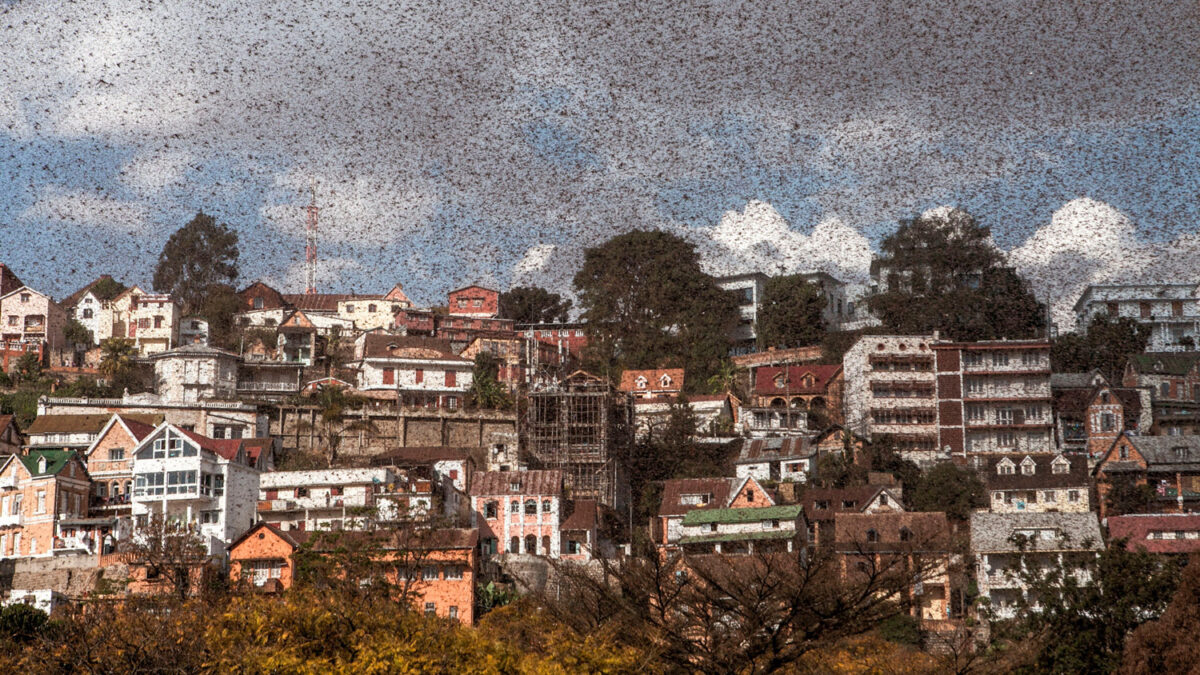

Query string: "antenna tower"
[[304, 181, 318, 295]]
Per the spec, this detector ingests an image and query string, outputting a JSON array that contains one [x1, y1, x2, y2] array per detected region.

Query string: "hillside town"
[[0, 206, 1198, 672]]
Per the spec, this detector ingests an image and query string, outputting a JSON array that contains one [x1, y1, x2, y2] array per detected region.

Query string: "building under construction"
[[522, 371, 633, 511]]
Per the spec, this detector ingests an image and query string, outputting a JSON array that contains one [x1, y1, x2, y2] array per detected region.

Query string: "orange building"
[[0, 449, 92, 557], [228, 522, 306, 592], [84, 414, 158, 515]]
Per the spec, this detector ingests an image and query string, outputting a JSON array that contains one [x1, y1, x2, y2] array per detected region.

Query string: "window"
[[415, 368, 424, 384], [866, 529, 879, 543], [253, 297, 264, 309], [444, 566, 463, 580], [879, 493, 889, 506], [1100, 413, 1115, 432], [200, 511, 219, 524], [1025, 405, 1043, 421], [1161, 383, 1170, 398], [997, 409, 1014, 424], [967, 404, 985, 421], [899, 527, 912, 542], [19, 293, 29, 303], [509, 536, 520, 553], [1020, 459, 1035, 476], [566, 539, 581, 555], [424, 602, 436, 616], [510, 501, 520, 513], [448, 606, 458, 620], [1140, 302, 1151, 319], [763, 519, 781, 530], [422, 567, 438, 581], [1068, 490, 1081, 503], [108, 447, 125, 461], [992, 352, 1009, 367], [382, 368, 394, 385], [345, 304, 355, 313], [815, 500, 829, 510], [154, 315, 163, 328], [472, 299, 483, 308], [1022, 351, 1040, 366], [1119, 446, 1129, 460], [997, 431, 1016, 447], [1052, 459, 1069, 475], [484, 501, 497, 519], [997, 461, 1015, 475], [35, 491, 45, 514], [966, 379, 986, 396], [525, 534, 537, 554], [1043, 491, 1057, 502], [524, 499, 536, 515], [541, 499, 551, 513], [963, 351, 983, 367], [81, 308, 94, 319], [368, 304, 377, 312], [138, 318, 150, 329]]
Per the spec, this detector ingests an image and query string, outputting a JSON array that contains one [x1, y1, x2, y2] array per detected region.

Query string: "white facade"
[[130, 425, 261, 557], [38, 395, 266, 441], [258, 467, 397, 531], [150, 345, 239, 403], [715, 273, 768, 350], [1073, 283, 1200, 352], [179, 317, 209, 345], [71, 291, 115, 345], [111, 288, 180, 356], [842, 335, 938, 458]]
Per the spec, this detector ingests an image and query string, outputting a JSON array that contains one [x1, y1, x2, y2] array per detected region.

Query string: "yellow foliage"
[[795, 635, 938, 675]]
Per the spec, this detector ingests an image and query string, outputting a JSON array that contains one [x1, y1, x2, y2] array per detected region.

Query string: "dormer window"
[[635, 376, 647, 390], [866, 529, 879, 543], [1051, 457, 1069, 475], [997, 459, 1015, 475], [1020, 457, 1036, 476], [660, 375, 672, 388], [1173, 446, 1190, 460], [37, 456, 47, 474], [774, 374, 787, 389], [509, 481, 521, 492], [899, 527, 912, 542], [1119, 446, 1130, 460]]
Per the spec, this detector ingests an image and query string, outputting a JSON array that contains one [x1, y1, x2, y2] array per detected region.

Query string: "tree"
[[63, 318, 92, 348], [867, 210, 1044, 341], [152, 211, 239, 315], [466, 353, 511, 410], [120, 513, 213, 602], [90, 276, 127, 300], [1052, 315, 1151, 384], [1103, 475, 1158, 516], [298, 385, 375, 467], [574, 230, 737, 386], [197, 283, 243, 350], [757, 274, 827, 349], [906, 462, 986, 521], [98, 337, 139, 393], [498, 285, 572, 324], [0, 604, 47, 644], [1001, 540, 1184, 673], [1121, 556, 1200, 674], [12, 352, 42, 383]]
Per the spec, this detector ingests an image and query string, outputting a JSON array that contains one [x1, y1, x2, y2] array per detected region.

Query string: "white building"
[[130, 423, 261, 557], [842, 335, 939, 460], [971, 511, 1103, 620], [678, 503, 805, 555], [1073, 283, 1200, 352], [110, 286, 180, 356], [733, 437, 817, 483], [354, 333, 474, 409], [179, 317, 209, 346], [258, 467, 397, 532], [148, 344, 239, 404]]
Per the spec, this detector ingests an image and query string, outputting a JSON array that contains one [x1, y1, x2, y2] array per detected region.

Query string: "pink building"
[[470, 470, 563, 558], [447, 285, 500, 318]]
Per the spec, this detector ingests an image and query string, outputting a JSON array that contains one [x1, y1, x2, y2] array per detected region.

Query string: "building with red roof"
[[1107, 513, 1200, 554], [750, 364, 844, 426]]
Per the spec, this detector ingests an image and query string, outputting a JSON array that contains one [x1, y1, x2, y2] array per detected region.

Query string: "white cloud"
[[22, 186, 149, 233], [269, 257, 365, 294], [261, 171, 437, 246], [695, 200, 872, 282], [120, 151, 194, 192]]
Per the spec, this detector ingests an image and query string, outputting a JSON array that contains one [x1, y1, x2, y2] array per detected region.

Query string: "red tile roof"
[[469, 470, 563, 497], [801, 486, 892, 523], [618, 368, 685, 393], [561, 499, 598, 531], [282, 293, 359, 312], [360, 333, 464, 361], [658, 478, 735, 517], [376, 446, 472, 464], [117, 415, 158, 442], [834, 511, 951, 551], [178, 428, 243, 461], [753, 364, 842, 396], [1108, 514, 1200, 554]]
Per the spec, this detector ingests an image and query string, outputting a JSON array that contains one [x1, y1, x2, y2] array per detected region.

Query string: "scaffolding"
[[522, 371, 632, 510]]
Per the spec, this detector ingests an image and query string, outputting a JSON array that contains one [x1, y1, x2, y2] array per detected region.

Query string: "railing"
[[236, 381, 300, 392]]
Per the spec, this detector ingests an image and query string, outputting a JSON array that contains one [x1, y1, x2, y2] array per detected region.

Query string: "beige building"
[[1, 286, 67, 353], [0, 450, 93, 558], [110, 286, 180, 356]]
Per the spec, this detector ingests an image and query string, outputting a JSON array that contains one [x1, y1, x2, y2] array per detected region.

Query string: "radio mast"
[[304, 181, 318, 295]]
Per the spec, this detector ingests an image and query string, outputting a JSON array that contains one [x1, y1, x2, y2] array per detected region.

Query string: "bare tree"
[[120, 513, 212, 602]]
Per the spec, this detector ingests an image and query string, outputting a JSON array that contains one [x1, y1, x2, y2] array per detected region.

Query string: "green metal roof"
[[1129, 353, 1200, 376], [17, 450, 78, 477], [679, 529, 799, 545], [681, 504, 804, 526]]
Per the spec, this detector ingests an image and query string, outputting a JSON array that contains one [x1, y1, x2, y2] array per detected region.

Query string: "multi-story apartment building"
[[717, 272, 859, 354], [257, 468, 398, 532], [1074, 283, 1200, 352], [842, 335, 939, 461], [354, 334, 474, 409], [130, 423, 261, 557], [469, 470, 563, 559], [934, 340, 1053, 458], [0, 286, 67, 354], [149, 344, 239, 403], [1122, 353, 1200, 436], [111, 286, 180, 356]]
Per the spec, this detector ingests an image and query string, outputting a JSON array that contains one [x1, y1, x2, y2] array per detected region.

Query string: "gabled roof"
[[0, 264, 24, 297], [753, 364, 842, 396], [146, 343, 240, 360], [14, 450, 83, 478], [0, 414, 18, 435], [160, 426, 245, 462], [802, 486, 899, 523], [60, 275, 120, 308], [1107, 514, 1200, 554], [970, 511, 1103, 553], [835, 511, 950, 551], [735, 437, 813, 463], [282, 293, 357, 312], [658, 478, 735, 517], [1098, 433, 1200, 472], [449, 284, 499, 295], [979, 454, 1089, 490], [1127, 353, 1200, 377], [228, 521, 307, 552], [469, 470, 562, 496], [1052, 386, 1142, 422], [618, 369, 685, 393], [561, 499, 599, 531], [241, 438, 275, 469], [1050, 370, 1108, 390]]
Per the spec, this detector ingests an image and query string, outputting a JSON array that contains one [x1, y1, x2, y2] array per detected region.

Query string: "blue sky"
[[2, 0, 1199, 328]]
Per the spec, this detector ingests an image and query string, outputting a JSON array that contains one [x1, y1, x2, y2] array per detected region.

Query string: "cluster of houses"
[[2, 261, 1200, 633]]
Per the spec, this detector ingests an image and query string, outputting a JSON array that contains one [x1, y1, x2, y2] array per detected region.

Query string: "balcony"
[[0, 513, 23, 527], [258, 499, 299, 512], [236, 381, 300, 393]]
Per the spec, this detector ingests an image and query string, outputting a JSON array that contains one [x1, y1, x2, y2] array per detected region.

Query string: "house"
[[1107, 513, 1200, 555], [335, 285, 413, 331], [130, 424, 261, 557], [1122, 353, 1200, 436], [973, 453, 1090, 514], [802, 485, 905, 546], [354, 334, 473, 409], [1051, 371, 1149, 456], [179, 316, 209, 345], [35, 395, 265, 445], [518, 322, 589, 364], [715, 273, 768, 353], [0, 286, 67, 353], [618, 368, 684, 400], [1093, 432, 1200, 518], [971, 511, 1103, 620], [811, 425, 869, 461], [257, 468, 398, 532], [749, 364, 844, 427], [24, 413, 162, 452], [652, 476, 774, 548], [148, 344, 239, 403], [228, 521, 307, 592], [84, 414, 159, 517], [678, 503, 805, 556], [559, 499, 601, 562], [0, 415, 23, 456], [835, 511, 954, 623], [733, 437, 818, 483], [109, 286, 180, 356], [237, 281, 289, 312], [933, 340, 1054, 458], [0, 450, 92, 557], [470, 470, 563, 559], [372, 446, 474, 520], [447, 285, 499, 318], [59, 275, 121, 345], [1074, 283, 1200, 352], [632, 394, 736, 440], [241, 438, 278, 472], [842, 335, 939, 462]]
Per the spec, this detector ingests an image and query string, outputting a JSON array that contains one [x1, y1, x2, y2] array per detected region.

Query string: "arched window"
[[509, 536, 519, 553], [525, 534, 537, 554], [524, 499, 537, 515], [866, 529, 879, 543], [541, 499, 551, 513], [542, 535, 551, 553]]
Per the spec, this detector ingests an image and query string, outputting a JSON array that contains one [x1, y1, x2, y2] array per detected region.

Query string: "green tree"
[[1052, 315, 1151, 384], [906, 462, 985, 521], [12, 352, 42, 383], [299, 385, 375, 467], [466, 352, 511, 410], [1103, 474, 1158, 516], [152, 211, 239, 315], [196, 283, 243, 350], [867, 210, 1045, 341], [90, 276, 127, 300], [1121, 556, 1200, 674], [573, 230, 737, 386], [63, 318, 92, 348], [98, 337, 138, 391], [1003, 540, 1183, 674], [498, 285, 572, 324], [757, 274, 827, 349], [0, 603, 47, 644]]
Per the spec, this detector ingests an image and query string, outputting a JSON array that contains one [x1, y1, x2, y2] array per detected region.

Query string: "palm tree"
[[706, 358, 744, 398], [98, 338, 138, 393]]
